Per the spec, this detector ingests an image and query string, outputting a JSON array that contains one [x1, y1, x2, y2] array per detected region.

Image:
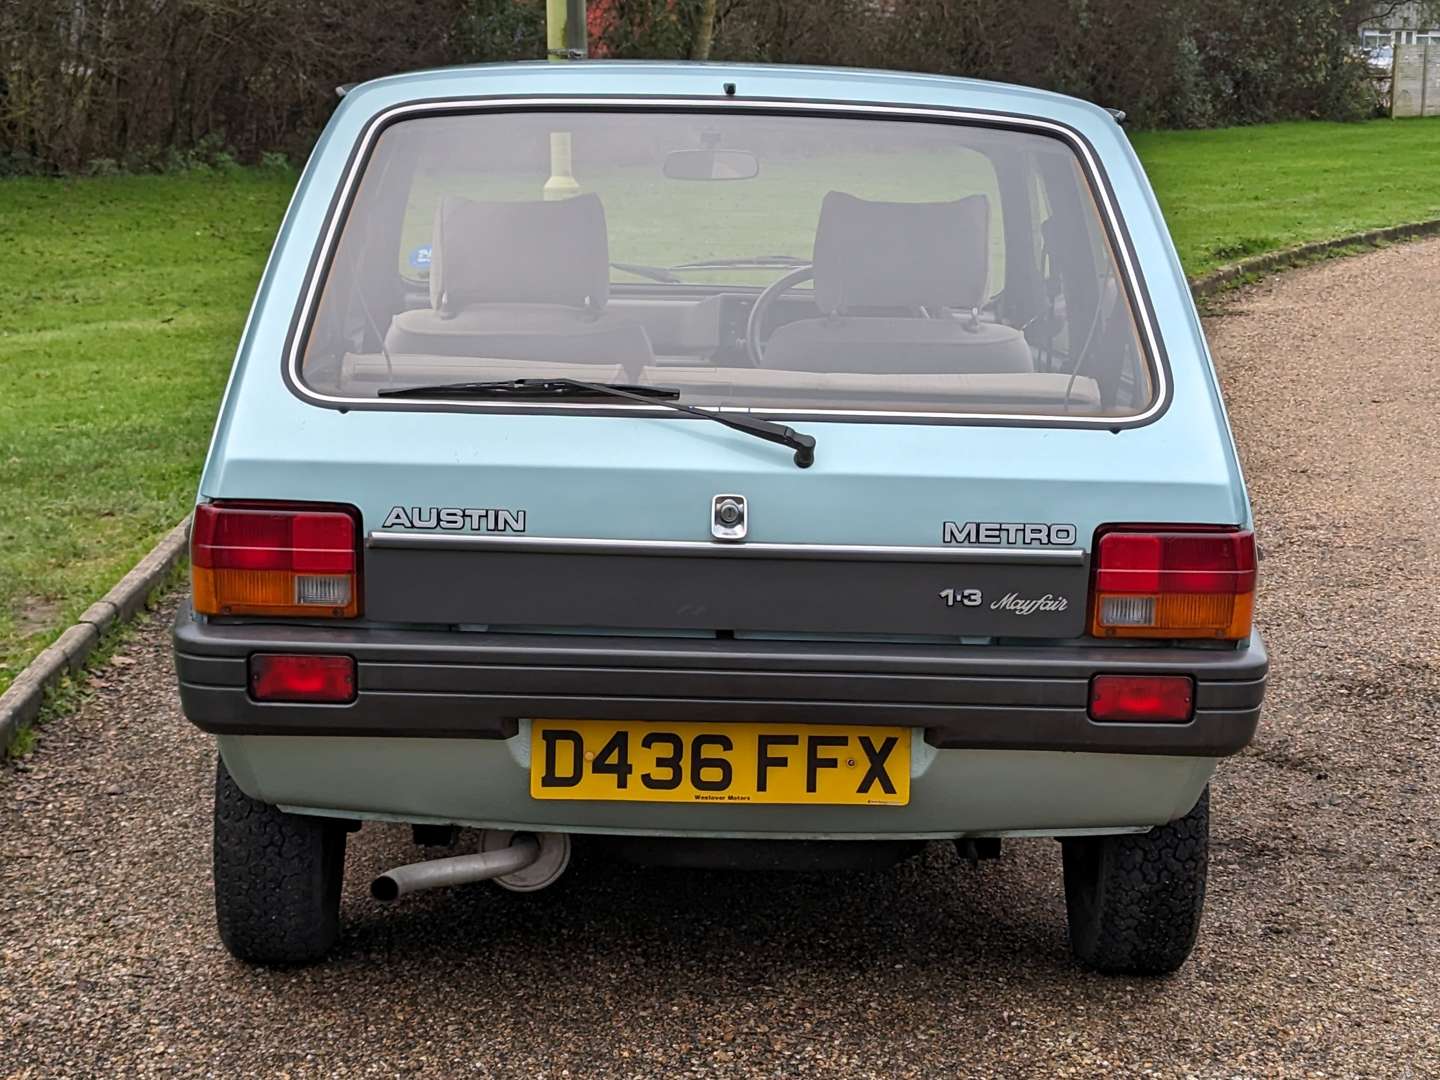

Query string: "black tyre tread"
[[1062, 788, 1209, 976], [213, 757, 345, 966]]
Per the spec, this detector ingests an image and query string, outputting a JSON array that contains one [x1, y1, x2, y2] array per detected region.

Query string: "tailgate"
[[206, 405, 1246, 644]]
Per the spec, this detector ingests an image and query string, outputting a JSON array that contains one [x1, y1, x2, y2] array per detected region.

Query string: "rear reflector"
[[250, 654, 356, 703], [1091, 526, 1255, 640], [1089, 675, 1194, 723], [192, 502, 361, 617]]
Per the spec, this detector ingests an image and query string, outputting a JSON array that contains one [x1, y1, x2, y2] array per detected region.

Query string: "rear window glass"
[[297, 108, 1156, 419]]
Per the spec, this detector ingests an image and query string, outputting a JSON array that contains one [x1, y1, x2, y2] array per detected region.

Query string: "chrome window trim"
[[366, 532, 1087, 565], [288, 95, 1169, 427]]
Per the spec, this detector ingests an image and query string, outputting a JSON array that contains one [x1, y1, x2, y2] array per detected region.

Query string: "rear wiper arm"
[[377, 378, 816, 468]]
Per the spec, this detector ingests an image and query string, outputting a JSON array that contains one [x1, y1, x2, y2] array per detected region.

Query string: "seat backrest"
[[812, 191, 990, 315], [429, 193, 609, 313]]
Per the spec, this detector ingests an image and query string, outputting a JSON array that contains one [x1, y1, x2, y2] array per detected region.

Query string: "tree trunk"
[[692, 0, 718, 60]]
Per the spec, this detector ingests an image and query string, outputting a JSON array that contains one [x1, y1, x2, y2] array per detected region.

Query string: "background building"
[[1360, 2, 1440, 48]]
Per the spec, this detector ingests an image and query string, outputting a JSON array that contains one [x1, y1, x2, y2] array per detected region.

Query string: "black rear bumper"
[[173, 609, 1266, 757]]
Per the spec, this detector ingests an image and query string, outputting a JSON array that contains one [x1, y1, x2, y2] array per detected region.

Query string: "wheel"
[[1061, 787, 1209, 975], [212, 755, 346, 966]]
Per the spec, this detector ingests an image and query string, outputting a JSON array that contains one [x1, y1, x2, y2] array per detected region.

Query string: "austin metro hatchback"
[[174, 62, 1266, 974]]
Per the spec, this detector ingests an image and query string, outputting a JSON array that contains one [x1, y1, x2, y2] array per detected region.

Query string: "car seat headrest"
[[812, 191, 991, 316], [429, 193, 609, 313]]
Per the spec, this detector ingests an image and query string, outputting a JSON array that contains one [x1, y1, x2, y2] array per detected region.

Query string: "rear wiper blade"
[[377, 378, 816, 468], [378, 378, 679, 401]]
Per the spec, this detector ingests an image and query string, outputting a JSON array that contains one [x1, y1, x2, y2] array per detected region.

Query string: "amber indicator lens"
[[249, 654, 356, 703], [1088, 675, 1194, 723]]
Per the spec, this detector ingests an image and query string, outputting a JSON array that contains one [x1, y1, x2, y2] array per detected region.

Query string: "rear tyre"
[[213, 756, 346, 966], [1061, 787, 1209, 975]]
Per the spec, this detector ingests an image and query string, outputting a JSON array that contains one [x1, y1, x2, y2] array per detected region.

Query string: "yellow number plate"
[[530, 720, 910, 806]]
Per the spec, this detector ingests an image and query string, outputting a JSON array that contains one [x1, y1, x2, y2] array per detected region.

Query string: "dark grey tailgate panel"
[[363, 538, 1088, 638]]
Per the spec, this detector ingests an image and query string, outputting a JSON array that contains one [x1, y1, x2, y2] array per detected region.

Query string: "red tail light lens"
[[192, 502, 361, 617], [1089, 675, 1194, 723], [1091, 526, 1255, 640], [250, 654, 356, 703]]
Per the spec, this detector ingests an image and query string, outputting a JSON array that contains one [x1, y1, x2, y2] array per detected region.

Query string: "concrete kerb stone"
[[1189, 218, 1440, 297], [54, 624, 101, 671], [78, 599, 121, 640], [0, 516, 192, 757]]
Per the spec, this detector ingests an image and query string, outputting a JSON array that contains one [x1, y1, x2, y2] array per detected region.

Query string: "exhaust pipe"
[[371, 836, 540, 902]]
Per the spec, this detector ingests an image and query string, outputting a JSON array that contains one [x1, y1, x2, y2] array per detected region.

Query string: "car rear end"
[[177, 479, 1263, 838], [176, 63, 1264, 971]]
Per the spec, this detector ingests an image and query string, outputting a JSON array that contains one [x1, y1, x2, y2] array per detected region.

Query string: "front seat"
[[761, 191, 1032, 374], [385, 192, 653, 372]]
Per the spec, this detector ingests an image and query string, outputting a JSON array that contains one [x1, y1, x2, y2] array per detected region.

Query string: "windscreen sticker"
[[943, 521, 1077, 546], [382, 506, 526, 533], [407, 245, 432, 271]]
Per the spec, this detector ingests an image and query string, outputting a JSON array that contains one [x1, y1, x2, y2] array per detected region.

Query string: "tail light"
[[1091, 526, 1255, 640], [192, 502, 361, 617]]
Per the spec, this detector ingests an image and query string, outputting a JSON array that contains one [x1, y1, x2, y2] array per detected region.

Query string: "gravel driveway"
[[3, 241, 1439, 1078]]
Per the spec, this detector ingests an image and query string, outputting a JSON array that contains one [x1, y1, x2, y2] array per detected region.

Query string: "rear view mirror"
[[663, 149, 759, 181]]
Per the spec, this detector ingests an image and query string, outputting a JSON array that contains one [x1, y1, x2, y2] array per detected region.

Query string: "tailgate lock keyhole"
[[712, 494, 748, 542]]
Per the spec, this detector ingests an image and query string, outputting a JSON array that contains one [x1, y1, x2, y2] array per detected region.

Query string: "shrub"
[[0, 0, 1401, 175], [0, 0, 469, 174]]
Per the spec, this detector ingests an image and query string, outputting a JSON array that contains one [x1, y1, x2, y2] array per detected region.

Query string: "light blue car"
[[174, 61, 1265, 973]]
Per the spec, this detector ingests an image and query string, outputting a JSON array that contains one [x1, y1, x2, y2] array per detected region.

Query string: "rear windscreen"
[[296, 108, 1157, 419]]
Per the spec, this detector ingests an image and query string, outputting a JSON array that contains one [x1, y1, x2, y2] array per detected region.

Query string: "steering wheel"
[[745, 265, 814, 367]]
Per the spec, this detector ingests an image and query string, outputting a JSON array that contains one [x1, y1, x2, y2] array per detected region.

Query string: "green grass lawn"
[[1130, 118, 1440, 276], [2, 116, 1439, 700], [0, 171, 294, 697]]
